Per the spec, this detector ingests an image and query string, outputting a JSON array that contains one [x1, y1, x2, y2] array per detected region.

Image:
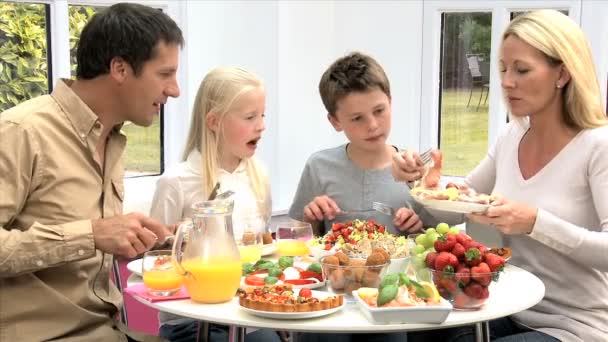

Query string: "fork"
[[418, 149, 433, 167], [372, 201, 412, 217]]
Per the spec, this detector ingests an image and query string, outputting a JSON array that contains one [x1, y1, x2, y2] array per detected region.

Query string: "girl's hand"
[[466, 198, 538, 235], [303, 195, 341, 221], [392, 150, 427, 183], [393, 207, 423, 233]]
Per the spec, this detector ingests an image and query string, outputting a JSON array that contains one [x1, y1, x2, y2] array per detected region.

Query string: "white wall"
[[175, 0, 424, 213]]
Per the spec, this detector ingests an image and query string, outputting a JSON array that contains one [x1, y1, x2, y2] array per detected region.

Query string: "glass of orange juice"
[[276, 220, 313, 258], [235, 213, 267, 263], [142, 250, 183, 297]]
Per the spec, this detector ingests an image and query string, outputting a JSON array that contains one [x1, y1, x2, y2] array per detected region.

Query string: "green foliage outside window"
[[0, 3, 95, 112], [0, 2, 48, 112]]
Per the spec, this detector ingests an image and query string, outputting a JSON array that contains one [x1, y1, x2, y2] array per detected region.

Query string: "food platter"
[[238, 289, 345, 319]]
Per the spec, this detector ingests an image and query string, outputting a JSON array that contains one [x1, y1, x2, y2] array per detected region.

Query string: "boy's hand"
[[393, 207, 423, 233], [303, 196, 341, 222], [392, 150, 427, 183]]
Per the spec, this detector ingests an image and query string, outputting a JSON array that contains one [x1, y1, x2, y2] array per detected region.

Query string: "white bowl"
[[352, 291, 452, 324]]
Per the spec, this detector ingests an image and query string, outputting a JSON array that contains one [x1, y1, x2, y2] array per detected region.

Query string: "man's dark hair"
[[76, 3, 184, 79], [319, 52, 390, 115]]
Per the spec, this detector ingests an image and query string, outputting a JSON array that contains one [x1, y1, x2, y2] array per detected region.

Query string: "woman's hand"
[[392, 150, 427, 183], [393, 207, 424, 233], [466, 198, 538, 235], [303, 195, 341, 222]]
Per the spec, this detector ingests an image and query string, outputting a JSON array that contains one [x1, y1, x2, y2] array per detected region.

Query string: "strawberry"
[[463, 283, 485, 299], [471, 262, 492, 286], [451, 243, 466, 260], [439, 277, 458, 294], [480, 286, 490, 299], [455, 265, 471, 285], [434, 234, 456, 252], [485, 253, 505, 272], [477, 243, 489, 256], [453, 292, 470, 309], [324, 244, 332, 250], [434, 252, 459, 272], [455, 233, 472, 245], [465, 248, 482, 267], [425, 252, 438, 269]]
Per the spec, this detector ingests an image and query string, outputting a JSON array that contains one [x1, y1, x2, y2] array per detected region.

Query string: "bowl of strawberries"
[[427, 232, 506, 310]]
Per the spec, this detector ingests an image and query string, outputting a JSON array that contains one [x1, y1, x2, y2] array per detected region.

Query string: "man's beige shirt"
[[0, 80, 130, 341]]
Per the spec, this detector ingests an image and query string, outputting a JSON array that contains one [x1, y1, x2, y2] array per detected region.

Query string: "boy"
[[289, 52, 428, 237]]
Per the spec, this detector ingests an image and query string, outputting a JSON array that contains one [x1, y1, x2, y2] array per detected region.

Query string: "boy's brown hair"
[[318, 52, 391, 116]]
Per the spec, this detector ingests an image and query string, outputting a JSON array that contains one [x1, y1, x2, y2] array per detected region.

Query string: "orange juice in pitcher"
[[172, 198, 242, 303], [182, 258, 242, 303]]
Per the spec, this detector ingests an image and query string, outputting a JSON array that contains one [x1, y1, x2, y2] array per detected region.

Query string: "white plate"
[[241, 277, 325, 290], [353, 291, 452, 324], [126, 259, 143, 276], [238, 289, 345, 319], [413, 196, 490, 214], [261, 243, 277, 256], [242, 261, 325, 290]]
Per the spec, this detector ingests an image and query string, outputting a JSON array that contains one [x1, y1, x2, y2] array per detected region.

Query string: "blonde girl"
[[150, 66, 277, 342]]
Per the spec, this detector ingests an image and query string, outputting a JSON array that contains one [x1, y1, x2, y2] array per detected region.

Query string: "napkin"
[[124, 284, 190, 302]]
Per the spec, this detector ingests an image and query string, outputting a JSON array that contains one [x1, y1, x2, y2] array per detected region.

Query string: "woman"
[[395, 10, 608, 342]]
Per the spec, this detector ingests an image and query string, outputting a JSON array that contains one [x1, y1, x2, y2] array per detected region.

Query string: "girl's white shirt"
[[149, 150, 268, 239]]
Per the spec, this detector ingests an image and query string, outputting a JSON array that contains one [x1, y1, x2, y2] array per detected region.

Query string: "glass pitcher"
[[171, 198, 242, 303]]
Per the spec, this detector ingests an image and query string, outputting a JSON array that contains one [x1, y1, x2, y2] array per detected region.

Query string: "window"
[[439, 13, 492, 176], [0, 2, 50, 112]]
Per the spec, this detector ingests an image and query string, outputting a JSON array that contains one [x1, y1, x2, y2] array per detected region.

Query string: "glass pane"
[[0, 2, 50, 112], [439, 12, 492, 176], [69, 5, 163, 176]]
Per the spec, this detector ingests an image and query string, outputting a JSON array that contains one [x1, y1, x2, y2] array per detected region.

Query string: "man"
[[0, 3, 183, 341]]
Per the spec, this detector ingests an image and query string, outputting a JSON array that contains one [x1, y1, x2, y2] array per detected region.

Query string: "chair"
[[466, 54, 490, 110]]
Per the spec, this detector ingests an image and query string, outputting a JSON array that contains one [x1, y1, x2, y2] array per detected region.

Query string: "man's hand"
[[92, 212, 172, 258], [303, 195, 341, 222], [392, 150, 427, 183], [393, 207, 423, 233]]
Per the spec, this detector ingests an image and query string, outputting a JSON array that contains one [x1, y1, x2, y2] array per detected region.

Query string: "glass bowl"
[[320, 255, 389, 299], [430, 268, 501, 310]]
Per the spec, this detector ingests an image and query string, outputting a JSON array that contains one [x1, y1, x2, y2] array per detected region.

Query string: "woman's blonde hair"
[[182, 67, 270, 218], [503, 10, 607, 129]]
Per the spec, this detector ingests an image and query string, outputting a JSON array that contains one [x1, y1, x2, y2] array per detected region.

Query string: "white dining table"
[[127, 263, 544, 342]]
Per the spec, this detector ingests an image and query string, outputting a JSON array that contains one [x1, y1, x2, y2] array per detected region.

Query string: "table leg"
[[196, 322, 209, 342], [228, 326, 246, 342], [474, 321, 490, 342], [289, 331, 298, 342]]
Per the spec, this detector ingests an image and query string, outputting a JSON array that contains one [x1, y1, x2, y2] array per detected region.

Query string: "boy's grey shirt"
[[289, 144, 442, 235]]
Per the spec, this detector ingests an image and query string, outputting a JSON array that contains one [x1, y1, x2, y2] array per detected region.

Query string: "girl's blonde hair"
[[503, 10, 607, 129], [182, 67, 270, 218]]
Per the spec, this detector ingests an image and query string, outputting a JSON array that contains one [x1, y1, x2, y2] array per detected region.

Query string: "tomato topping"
[[299, 288, 312, 298], [299, 271, 323, 282], [244, 275, 265, 286]]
